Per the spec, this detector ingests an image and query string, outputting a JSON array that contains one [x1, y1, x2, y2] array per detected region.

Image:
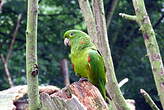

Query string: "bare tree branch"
[[106, 0, 119, 30], [140, 89, 160, 110], [0, 54, 14, 87], [0, 14, 22, 87], [153, 14, 164, 29], [120, 0, 164, 108], [6, 14, 22, 62]]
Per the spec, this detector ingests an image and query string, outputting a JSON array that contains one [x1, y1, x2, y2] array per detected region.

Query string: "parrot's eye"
[[69, 33, 74, 37]]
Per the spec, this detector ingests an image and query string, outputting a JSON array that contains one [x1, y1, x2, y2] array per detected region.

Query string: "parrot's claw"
[[79, 77, 88, 82]]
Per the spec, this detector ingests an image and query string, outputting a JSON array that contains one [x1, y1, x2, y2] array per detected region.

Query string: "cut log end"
[[41, 81, 109, 110], [0, 82, 109, 110]]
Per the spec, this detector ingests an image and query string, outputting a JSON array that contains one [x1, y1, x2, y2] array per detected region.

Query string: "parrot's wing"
[[87, 49, 106, 98]]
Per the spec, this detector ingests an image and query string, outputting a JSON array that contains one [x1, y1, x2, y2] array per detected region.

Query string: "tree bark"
[[0, 83, 108, 110], [41, 81, 109, 110], [77, 0, 98, 46], [0, 84, 136, 110], [60, 59, 70, 86], [120, 0, 164, 109], [133, 0, 164, 108], [92, 0, 130, 110], [26, 0, 40, 109]]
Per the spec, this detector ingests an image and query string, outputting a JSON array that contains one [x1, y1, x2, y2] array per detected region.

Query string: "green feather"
[[87, 49, 106, 98], [64, 30, 107, 99]]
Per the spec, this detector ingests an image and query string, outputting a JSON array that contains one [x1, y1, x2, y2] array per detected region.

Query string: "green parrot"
[[64, 30, 107, 99]]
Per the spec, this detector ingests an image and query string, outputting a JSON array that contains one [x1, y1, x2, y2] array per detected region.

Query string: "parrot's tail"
[[96, 84, 112, 104]]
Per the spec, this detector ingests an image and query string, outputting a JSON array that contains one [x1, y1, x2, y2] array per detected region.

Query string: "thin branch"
[[6, 14, 22, 62], [118, 78, 129, 88], [140, 89, 160, 110], [106, 0, 119, 29], [0, 54, 5, 63], [0, 54, 14, 87], [119, 13, 137, 21], [153, 14, 164, 28], [0, 14, 22, 87]]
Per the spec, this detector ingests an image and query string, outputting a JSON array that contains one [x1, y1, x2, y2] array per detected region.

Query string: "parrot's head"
[[63, 30, 89, 47]]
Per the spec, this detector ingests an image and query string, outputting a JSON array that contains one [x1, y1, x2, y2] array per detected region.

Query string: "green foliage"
[[0, 0, 163, 109]]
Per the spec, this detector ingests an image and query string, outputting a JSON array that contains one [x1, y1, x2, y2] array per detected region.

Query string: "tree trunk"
[[92, 0, 130, 110], [60, 59, 70, 86], [132, 0, 164, 108], [78, 0, 130, 110], [77, 0, 98, 46], [26, 0, 40, 109], [120, 0, 164, 109]]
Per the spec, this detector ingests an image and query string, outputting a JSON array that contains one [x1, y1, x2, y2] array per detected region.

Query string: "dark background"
[[0, 0, 163, 109]]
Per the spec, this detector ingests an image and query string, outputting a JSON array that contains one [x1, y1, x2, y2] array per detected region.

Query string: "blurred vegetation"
[[0, 0, 163, 110]]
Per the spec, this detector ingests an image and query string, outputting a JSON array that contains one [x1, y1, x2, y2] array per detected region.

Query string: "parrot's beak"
[[64, 38, 70, 46]]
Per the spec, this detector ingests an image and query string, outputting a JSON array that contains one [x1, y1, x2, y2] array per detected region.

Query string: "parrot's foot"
[[79, 77, 88, 82]]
